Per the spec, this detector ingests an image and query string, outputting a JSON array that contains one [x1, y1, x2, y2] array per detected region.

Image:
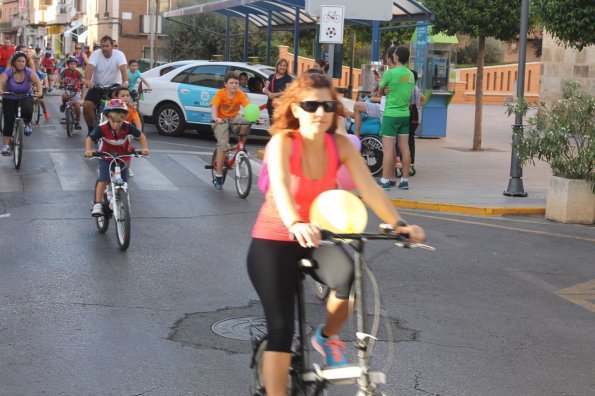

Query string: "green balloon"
[[243, 104, 261, 122]]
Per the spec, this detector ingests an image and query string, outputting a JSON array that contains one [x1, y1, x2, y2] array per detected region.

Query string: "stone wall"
[[540, 31, 595, 106]]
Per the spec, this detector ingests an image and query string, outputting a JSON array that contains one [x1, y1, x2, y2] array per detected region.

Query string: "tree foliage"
[[507, 81, 595, 190], [532, 0, 595, 51], [457, 37, 504, 65], [423, 0, 522, 42]]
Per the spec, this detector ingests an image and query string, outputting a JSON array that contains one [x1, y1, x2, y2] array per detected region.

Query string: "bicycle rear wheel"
[[65, 106, 74, 137], [13, 120, 23, 170], [360, 135, 383, 176], [234, 151, 252, 198], [33, 99, 41, 124], [251, 338, 297, 395], [94, 180, 110, 233], [114, 189, 131, 250], [210, 149, 227, 185]]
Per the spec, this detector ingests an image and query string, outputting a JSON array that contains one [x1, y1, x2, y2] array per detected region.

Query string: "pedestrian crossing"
[[0, 149, 264, 194]]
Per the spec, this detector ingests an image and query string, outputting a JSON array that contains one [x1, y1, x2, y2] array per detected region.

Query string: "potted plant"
[[507, 80, 595, 224]]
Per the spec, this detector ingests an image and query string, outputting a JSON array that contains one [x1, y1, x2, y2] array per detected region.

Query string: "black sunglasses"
[[299, 100, 337, 113]]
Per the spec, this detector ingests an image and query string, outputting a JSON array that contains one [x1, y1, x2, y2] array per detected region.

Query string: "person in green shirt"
[[378, 46, 415, 190]]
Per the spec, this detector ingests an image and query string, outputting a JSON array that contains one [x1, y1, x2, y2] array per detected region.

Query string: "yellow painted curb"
[[389, 198, 546, 216]]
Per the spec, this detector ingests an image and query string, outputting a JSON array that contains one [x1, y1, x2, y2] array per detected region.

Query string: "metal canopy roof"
[[164, 0, 433, 28]]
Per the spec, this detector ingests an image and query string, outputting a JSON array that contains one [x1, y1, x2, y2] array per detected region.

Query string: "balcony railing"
[[142, 46, 169, 64], [12, 15, 29, 28]]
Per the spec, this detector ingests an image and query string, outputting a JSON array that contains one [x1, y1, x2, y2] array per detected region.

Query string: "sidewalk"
[[384, 104, 550, 215]]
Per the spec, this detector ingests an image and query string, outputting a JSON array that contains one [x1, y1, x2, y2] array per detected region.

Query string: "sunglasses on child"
[[298, 100, 337, 113]]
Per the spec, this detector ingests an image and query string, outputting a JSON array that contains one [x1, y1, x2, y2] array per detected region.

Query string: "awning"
[[77, 30, 89, 44], [63, 20, 84, 38], [164, 0, 433, 27]]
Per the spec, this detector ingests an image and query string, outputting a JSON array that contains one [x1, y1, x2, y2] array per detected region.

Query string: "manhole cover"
[[212, 317, 312, 340]]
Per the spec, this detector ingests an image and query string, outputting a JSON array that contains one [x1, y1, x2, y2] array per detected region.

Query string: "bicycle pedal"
[[204, 165, 214, 169]]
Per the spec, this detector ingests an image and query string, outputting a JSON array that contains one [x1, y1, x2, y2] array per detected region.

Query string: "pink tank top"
[[252, 132, 339, 241]]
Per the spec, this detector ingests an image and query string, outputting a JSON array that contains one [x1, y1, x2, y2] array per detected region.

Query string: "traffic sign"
[[319, 6, 344, 44]]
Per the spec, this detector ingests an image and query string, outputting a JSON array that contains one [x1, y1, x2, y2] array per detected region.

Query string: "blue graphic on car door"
[[177, 65, 226, 124]]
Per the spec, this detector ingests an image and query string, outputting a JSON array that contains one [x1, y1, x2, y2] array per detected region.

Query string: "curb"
[[389, 198, 546, 216], [256, 150, 546, 217]]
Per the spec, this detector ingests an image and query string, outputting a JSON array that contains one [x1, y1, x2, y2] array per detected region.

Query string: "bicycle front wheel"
[[114, 189, 131, 250], [360, 135, 383, 176], [65, 107, 74, 137], [34, 99, 41, 124], [13, 120, 23, 170], [234, 152, 252, 198]]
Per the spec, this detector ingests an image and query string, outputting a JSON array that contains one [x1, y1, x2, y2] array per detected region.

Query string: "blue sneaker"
[[214, 176, 223, 190], [377, 179, 391, 191], [24, 124, 32, 136], [311, 325, 348, 367], [398, 180, 409, 190]]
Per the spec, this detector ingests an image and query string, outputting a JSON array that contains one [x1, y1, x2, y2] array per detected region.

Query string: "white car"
[[140, 61, 276, 136]]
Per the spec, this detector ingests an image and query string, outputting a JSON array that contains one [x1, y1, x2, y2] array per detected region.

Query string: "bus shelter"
[[164, 0, 434, 71]]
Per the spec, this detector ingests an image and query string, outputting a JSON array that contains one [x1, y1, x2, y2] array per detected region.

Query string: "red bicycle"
[[205, 121, 253, 198]]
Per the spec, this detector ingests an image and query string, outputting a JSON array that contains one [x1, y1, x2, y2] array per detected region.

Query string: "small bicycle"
[[93, 84, 120, 126], [1, 91, 34, 170], [60, 84, 80, 137], [204, 120, 253, 198], [87, 150, 148, 250], [250, 226, 434, 396], [33, 91, 43, 125]]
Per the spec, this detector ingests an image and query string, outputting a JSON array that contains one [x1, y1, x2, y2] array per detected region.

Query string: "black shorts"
[[84, 85, 119, 106]]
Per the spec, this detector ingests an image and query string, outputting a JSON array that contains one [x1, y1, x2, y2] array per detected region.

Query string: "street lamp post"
[[504, 0, 529, 197]]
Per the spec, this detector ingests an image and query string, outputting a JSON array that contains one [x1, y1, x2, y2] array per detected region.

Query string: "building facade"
[[0, 0, 175, 63]]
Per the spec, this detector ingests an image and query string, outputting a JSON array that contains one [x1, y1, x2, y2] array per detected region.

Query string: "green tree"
[[533, 0, 595, 51], [423, 0, 523, 150], [457, 37, 504, 65]]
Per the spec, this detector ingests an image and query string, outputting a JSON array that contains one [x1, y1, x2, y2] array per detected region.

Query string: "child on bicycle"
[[33, 58, 50, 121], [210, 71, 252, 190], [84, 99, 149, 217], [115, 86, 142, 177], [56, 55, 84, 130], [127, 59, 152, 109]]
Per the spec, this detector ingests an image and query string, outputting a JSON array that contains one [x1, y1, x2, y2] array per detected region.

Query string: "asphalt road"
[[1, 95, 594, 396]]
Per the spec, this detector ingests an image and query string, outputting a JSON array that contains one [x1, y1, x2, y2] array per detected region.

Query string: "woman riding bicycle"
[[247, 72, 425, 396], [0, 51, 43, 156]]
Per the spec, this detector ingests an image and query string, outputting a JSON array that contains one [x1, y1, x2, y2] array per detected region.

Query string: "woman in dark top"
[[264, 58, 293, 124]]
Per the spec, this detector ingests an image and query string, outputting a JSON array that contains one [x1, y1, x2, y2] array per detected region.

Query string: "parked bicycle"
[[87, 150, 148, 250], [204, 120, 253, 198], [251, 225, 434, 396], [1, 91, 34, 169]]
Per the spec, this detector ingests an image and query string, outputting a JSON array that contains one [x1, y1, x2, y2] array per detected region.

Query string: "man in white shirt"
[[83, 35, 128, 132]]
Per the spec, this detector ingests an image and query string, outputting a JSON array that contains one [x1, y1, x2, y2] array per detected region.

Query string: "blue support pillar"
[[293, 7, 300, 74], [225, 15, 231, 61], [243, 13, 249, 62], [372, 21, 380, 61], [267, 10, 272, 65]]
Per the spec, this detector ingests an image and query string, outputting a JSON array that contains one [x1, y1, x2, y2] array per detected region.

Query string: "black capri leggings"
[[247, 238, 354, 353], [2, 97, 33, 137]]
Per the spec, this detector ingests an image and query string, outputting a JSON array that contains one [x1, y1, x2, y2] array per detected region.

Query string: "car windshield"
[[257, 66, 276, 77]]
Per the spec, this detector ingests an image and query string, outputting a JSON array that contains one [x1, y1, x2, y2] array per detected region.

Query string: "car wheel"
[[155, 103, 186, 136]]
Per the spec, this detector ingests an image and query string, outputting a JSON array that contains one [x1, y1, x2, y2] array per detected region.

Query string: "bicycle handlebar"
[[210, 120, 254, 126], [1, 91, 36, 98], [88, 150, 148, 159], [320, 225, 435, 251]]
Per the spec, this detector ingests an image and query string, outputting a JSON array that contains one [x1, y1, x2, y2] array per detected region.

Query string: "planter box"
[[545, 176, 595, 224]]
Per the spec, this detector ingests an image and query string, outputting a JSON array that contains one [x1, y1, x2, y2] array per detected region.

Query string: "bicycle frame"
[[252, 227, 434, 396]]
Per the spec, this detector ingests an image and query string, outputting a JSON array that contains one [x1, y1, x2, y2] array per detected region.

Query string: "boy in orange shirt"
[[210, 71, 251, 190], [115, 86, 142, 176]]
